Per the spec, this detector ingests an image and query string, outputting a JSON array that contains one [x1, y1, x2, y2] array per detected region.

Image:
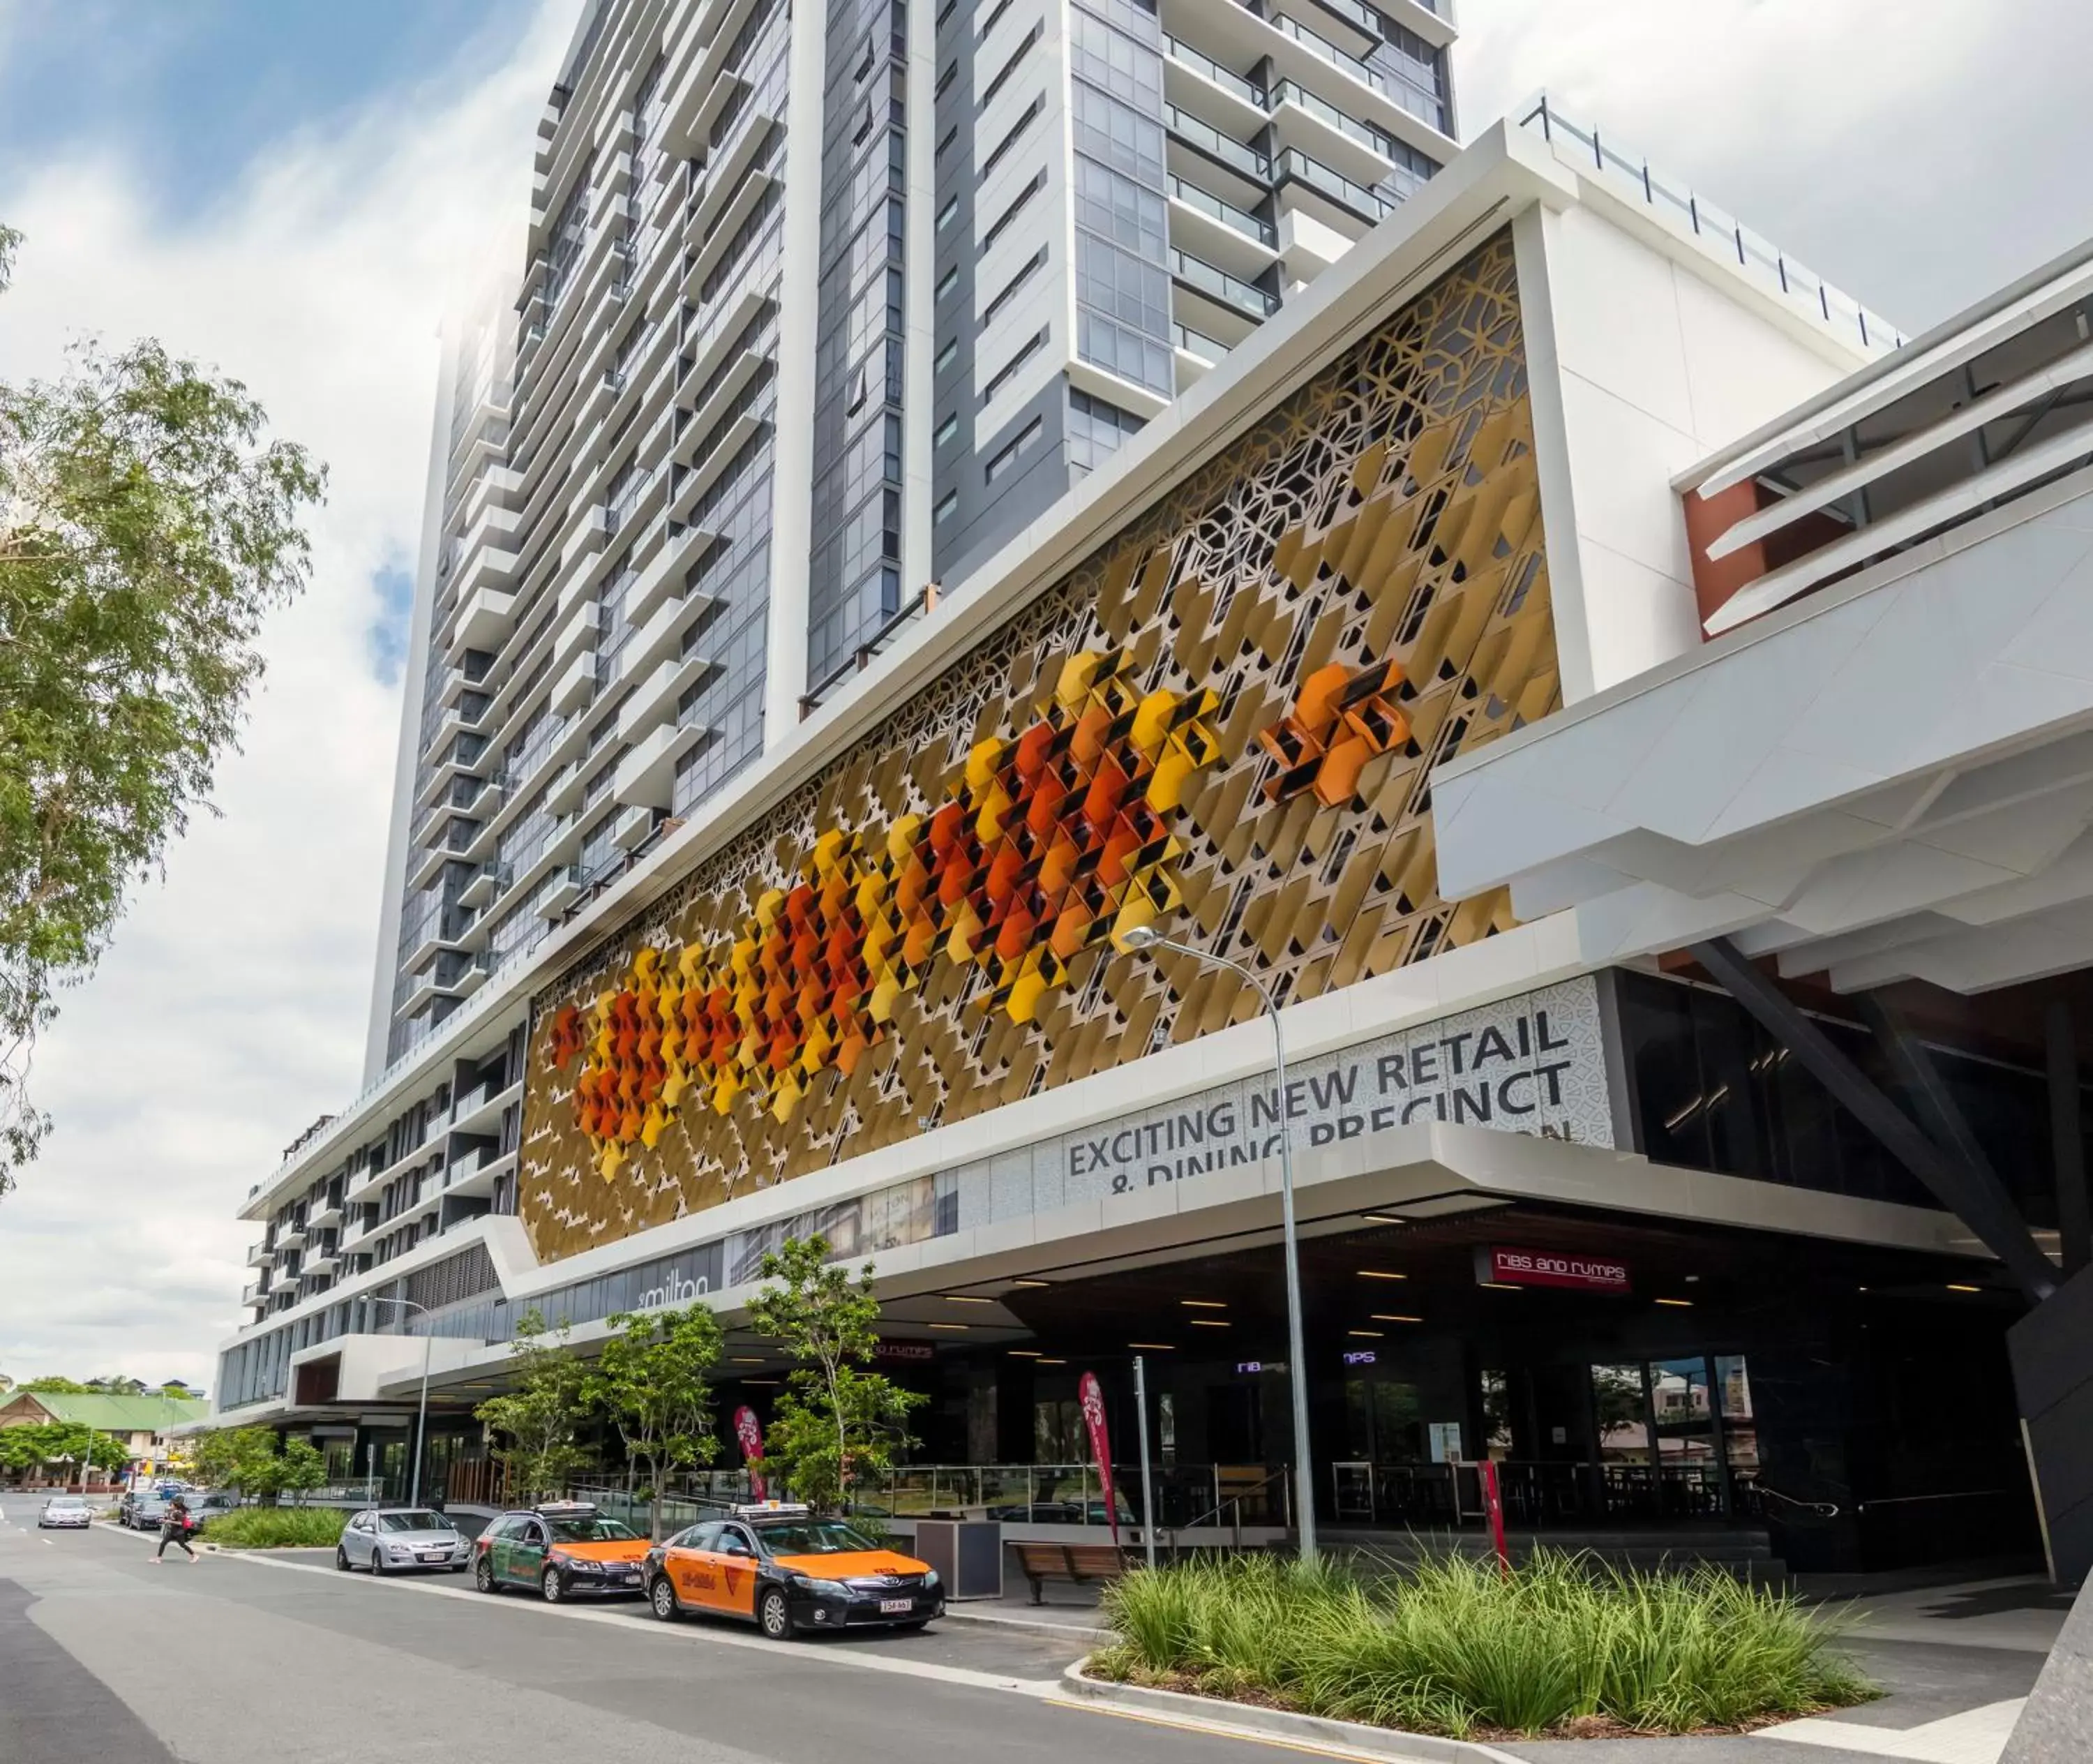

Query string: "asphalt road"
[[0, 1497, 1261, 1764]]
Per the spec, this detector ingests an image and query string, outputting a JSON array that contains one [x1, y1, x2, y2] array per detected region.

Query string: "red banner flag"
[[1077, 1371, 1118, 1545], [732, 1405, 766, 1502]]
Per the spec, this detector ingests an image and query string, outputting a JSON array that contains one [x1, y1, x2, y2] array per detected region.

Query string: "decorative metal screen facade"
[[520, 231, 1556, 1263]]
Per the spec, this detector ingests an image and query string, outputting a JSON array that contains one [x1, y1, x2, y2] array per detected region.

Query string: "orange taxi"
[[643, 1503, 943, 1638], [473, 1500, 652, 1601]]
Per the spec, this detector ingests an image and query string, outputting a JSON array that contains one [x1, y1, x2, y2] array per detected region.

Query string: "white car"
[[336, 1507, 472, 1574], [39, 1496, 92, 1530]]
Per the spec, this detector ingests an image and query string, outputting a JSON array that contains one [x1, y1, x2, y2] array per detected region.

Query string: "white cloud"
[[1455, 0, 2093, 330], [0, 3, 576, 1389]]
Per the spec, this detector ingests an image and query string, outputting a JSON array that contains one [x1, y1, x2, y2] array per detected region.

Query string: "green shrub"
[[1098, 1549, 1872, 1739], [199, 1506, 348, 1550]]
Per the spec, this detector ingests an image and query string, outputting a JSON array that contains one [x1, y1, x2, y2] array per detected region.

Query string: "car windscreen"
[[379, 1511, 452, 1532], [753, 1521, 879, 1555], [546, 1516, 638, 1543], [46, 1499, 85, 1509]]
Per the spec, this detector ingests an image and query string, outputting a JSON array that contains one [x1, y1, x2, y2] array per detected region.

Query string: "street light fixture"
[[366, 1296, 434, 1509], [1116, 924, 1318, 1564]]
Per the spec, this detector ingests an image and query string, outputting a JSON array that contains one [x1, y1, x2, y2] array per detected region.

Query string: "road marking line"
[[219, 1550, 1065, 1698], [1044, 1693, 1458, 1762], [1755, 1698, 2027, 1763]]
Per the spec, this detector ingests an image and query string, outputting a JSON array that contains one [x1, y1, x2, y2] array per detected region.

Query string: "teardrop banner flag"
[[732, 1405, 766, 1502], [1077, 1371, 1118, 1545]]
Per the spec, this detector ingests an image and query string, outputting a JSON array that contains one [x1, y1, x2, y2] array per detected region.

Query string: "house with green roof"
[[0, 1389, 212, 1485]]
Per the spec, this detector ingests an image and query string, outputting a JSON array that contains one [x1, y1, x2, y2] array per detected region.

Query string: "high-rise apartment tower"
[[350, 0, 1455, 1254]]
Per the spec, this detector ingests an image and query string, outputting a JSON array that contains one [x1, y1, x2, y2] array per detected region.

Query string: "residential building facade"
[[225, 73, 2093, 1585], [362, 0, 1462, 1083]]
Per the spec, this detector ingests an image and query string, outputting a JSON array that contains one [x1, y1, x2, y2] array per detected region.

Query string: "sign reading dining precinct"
[[1063, 976, 1614, 1199]]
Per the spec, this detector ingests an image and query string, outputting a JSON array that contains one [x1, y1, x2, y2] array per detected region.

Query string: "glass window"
[[749, 1519, 880, 1555], [380, 1509, 453, 1532]]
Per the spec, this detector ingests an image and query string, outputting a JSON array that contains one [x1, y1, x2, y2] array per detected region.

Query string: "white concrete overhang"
[[1434, 461, 2093, 996], [231, 1114, 1993, 1419]]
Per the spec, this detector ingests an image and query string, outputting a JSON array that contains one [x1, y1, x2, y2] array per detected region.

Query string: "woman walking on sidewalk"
[[154, 1494, 196, 1564]]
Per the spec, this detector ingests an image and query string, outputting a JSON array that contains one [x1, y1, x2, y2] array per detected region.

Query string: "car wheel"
[[370, 1550, 387, 1577], [335, 1546, 350, 1573], [475, 1556, 498, 1594], [757, 1586, 793, 1640], [541, 1567, 564, 1604], [650, 1577, 681, 1622]]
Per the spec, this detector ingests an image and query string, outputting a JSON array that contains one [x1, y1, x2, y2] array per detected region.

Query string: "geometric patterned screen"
[[520, 231, 1556, 1262]]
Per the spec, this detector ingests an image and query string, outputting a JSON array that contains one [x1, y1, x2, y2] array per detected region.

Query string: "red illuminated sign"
[[1480, 1246, 1631, 1293]]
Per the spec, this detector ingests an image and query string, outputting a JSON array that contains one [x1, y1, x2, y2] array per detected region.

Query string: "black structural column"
[[2046, 1001, 2092, 1278], [1688, 937, 2058, 1303]]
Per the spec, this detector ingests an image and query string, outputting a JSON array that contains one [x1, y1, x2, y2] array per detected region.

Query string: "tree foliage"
[[583, 1303, 723, 1539], [475, 1309, 591, 1504], [0, 1420, 128, 1477], [0, 221, 325, 1185], [183, 1426, 323, 1502], [745, 1236, 923, 1513]]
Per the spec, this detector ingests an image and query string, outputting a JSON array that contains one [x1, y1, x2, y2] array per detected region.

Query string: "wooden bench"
[[1012, 1541, 1133, 1605]]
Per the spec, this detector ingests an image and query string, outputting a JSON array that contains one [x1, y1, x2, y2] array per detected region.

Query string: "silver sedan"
[[38, 1496, 93, 1530], [336, 1507, 472, 1574]]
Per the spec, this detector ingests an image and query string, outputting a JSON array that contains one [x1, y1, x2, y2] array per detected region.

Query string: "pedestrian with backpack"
[[154, 1493, 197, 1564]]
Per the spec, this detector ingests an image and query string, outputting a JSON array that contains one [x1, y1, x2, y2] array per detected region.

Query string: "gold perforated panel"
[[520, 232, 1556, 1263]]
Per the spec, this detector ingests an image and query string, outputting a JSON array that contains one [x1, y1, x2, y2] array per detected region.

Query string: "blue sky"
[[0, 0, 538, 214]]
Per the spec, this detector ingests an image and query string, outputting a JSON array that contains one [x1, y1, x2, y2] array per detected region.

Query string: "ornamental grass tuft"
[[197, 1506, 350, 1549], [1093, 1548, 1873, 1739]]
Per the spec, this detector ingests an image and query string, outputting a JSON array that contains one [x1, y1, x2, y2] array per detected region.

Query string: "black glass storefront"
[[1614, 969, 2069, 1231], [841, 1206, 2042, 1576]]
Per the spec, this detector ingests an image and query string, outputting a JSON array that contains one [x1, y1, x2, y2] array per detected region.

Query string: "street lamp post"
[[367, 1297, 434, 1508], [1116, 926, 1318, 1564]]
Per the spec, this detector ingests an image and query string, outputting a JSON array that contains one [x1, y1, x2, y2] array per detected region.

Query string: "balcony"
[[449, 583, 517, 655], [614, 718, 705, 812], [246, 1240, 274, 1269], [1274, 147, 1393, 227], [1163, 102, 1269, 185], [1167, 174, 1277, 281], [1168, 246, 1278, 321], [1162, 32, 1265, 117]]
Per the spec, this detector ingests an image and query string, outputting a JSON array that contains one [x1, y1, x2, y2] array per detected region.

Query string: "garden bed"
[[198, 1507, 347, 1550], [1088, 1550, 1875, 1743]]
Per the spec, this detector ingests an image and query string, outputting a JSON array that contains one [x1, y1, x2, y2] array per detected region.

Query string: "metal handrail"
[[1171, 1468, 1290, 1549]]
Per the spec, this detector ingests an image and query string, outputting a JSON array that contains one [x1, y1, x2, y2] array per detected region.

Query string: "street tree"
[[475, 1309, 591, 1504], [746, 1236, 924, 1513], [183, 1426, 324, 1504], [0, 221, 326, 1188], [583, 1303, 724, 1539], [0, 1421, 126, 1481]]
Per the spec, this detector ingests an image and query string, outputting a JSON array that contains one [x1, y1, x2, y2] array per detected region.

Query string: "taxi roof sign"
[[532, 1500, 600, 1518], [733, 1501, 811, 1519]]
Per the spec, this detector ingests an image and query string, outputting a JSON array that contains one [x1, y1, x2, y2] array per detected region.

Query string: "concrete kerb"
[[1058, 1661, 1528, 1764], [936, 1604, 1118, 1644]]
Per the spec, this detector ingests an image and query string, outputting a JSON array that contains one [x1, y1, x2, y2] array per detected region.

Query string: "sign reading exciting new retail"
[[1067, 977, 1614, 1199], [1478, 1246, 1633, 1293]]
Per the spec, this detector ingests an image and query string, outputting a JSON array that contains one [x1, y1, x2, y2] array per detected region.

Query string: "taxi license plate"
[[880, 1597, 913, 1614]]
